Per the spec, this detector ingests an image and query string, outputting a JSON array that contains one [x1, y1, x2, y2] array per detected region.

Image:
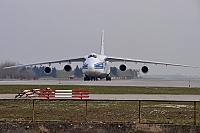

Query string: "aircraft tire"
[[84, 76, 90, 81], [106, 76, 111, 81]]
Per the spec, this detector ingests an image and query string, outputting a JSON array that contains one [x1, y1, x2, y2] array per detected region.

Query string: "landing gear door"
[[105, 61, 110, 74]]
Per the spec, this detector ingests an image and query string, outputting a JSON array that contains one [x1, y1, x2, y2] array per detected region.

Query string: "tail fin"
[[100, 30, 105, 55]]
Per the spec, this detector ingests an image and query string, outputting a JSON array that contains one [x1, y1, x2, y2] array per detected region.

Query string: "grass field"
[[0, 85, 199, 124], [0, 85, 200, 94]]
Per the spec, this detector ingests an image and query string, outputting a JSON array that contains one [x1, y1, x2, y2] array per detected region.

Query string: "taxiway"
[[0, 94, 199, 102]]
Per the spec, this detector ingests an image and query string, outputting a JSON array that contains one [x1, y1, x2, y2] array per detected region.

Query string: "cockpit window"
[[88, 54, 97, 58]]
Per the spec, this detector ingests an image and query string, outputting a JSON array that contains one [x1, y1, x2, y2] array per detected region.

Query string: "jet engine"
[[119, 64, 126, 71], [64, 65, 72, 71], [44, 67, 51, 74], [141, 66, 148, 74]]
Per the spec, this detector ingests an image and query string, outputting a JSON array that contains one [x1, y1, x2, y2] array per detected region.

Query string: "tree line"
[[0, 60, 139, 79], [0, 60, 56, 79]]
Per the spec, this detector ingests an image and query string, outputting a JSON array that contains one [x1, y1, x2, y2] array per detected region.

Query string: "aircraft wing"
[[3, 56, 86, 69], [105, 56, 198, 68]]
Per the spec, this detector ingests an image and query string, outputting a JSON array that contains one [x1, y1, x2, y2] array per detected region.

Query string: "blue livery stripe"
[[82, 63, 88, 69], [94, 62, 104, 69]]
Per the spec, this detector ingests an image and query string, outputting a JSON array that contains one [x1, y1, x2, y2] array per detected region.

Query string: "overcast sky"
[[0, 0, 200, 76]]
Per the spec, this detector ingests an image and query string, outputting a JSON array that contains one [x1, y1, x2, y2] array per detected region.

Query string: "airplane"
[[4, 30, 197, 81]]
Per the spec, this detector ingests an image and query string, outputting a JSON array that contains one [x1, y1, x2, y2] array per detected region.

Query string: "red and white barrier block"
[[55, 90, 72, 98], [38, 89, 89, 99], [16, 89, 89, 99], [38, 90, 55, 99], [15, 89, 41, 98], [71, 90, 89, 99]]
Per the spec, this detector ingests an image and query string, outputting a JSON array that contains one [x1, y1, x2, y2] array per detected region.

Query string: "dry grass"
[[0, 85, 199, 124], [0, 100, 199, 124]]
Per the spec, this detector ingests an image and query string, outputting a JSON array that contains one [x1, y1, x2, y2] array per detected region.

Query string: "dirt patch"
[[135, 124, 163, 133], [0, 123, 200, 133]]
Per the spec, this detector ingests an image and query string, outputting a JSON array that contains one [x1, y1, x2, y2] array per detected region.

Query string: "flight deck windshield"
[[88, 54, 97, 58]]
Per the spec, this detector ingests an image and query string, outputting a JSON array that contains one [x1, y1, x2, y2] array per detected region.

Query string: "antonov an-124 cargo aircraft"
[[4, 30, 197, 81]]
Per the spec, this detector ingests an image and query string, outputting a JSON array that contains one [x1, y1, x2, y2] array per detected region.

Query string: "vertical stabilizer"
[[100, 30, 105, 55]]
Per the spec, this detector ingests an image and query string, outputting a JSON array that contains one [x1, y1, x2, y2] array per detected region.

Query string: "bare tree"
[[19, 68, 38, 80], [0, 60, 18, 79]]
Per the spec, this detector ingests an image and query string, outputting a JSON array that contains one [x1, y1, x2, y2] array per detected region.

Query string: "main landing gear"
[[84, 76, 98, 81], [83, 75, 111, 81], [106, 75, 111, 81]]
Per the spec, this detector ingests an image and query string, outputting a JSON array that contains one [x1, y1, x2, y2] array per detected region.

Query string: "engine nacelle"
[[64, 65, 72, 71], [44, 67, 52, 74], [119, 64, 126, 71], [141, 66, 149, 74]]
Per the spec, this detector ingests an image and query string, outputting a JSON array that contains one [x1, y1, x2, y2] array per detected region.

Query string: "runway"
[[1, 78, 200, 87], [0, 79, 200, 101]]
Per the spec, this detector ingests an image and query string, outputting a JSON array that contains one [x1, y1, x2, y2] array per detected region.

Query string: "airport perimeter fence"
[[0, 99, 199, 125]]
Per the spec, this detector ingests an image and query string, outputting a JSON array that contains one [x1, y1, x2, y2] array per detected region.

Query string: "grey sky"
[[0, 0, 200, 76]]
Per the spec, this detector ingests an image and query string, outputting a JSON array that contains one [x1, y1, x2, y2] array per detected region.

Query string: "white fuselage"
[[82, 53, 110, 79]]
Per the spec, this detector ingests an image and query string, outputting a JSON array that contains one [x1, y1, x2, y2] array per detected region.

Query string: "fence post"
[[139, 101, 141, 123], [32, 99, 35, 122], [194, 102, 196, 125], [85, 100, 88, 122], [86, 100, 88, 116]]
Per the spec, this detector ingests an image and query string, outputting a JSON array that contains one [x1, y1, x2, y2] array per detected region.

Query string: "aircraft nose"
[[88, 63, 94, 71]]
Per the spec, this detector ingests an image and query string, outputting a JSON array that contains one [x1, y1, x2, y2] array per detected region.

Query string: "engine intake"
[[119, 64, 126, 71], [141, 66, 148, 74], [44, 67, 51, 74], [64, 65, 72, 71]]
